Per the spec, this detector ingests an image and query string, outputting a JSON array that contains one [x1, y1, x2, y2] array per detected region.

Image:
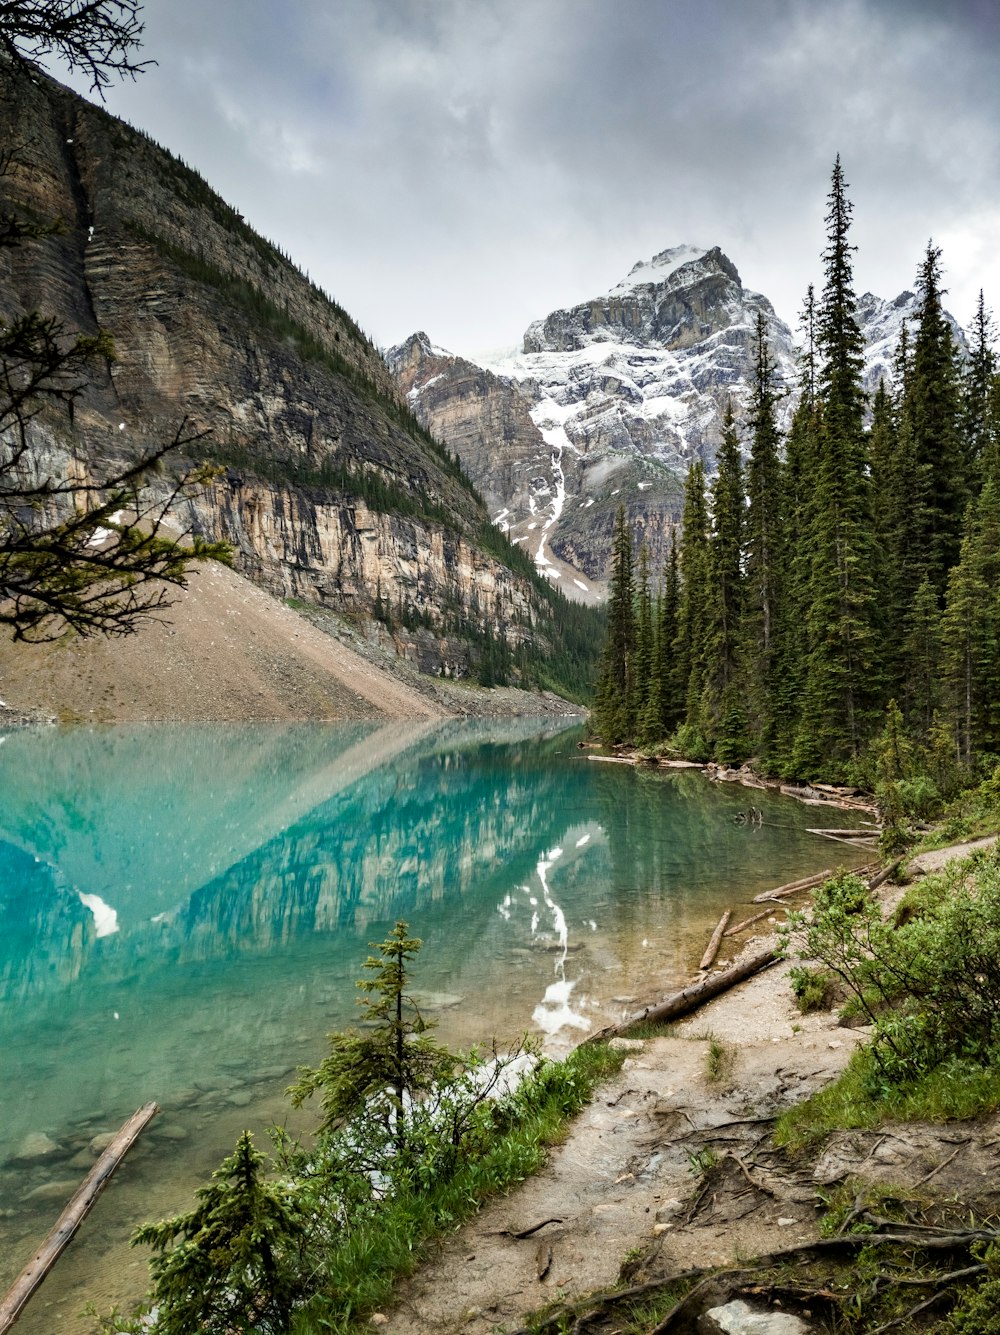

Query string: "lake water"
[[0, 718, 868, 1327]]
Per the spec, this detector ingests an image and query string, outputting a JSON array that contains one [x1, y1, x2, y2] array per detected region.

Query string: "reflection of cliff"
[[0, 723, 585, 1012], [176, 739, 580, 955]]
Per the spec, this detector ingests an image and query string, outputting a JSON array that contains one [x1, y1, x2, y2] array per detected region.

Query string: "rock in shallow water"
[[11, 1132, 61, 1163]]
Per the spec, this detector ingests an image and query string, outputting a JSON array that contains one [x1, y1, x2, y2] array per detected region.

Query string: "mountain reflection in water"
[[0, 719, 866, 1170]]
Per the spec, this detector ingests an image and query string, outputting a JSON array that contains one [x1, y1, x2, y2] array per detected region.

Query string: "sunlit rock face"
[[0, 70, 550, 674]]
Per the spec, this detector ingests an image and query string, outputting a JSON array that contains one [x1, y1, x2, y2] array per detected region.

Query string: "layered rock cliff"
[[0, 67, 569, 678]]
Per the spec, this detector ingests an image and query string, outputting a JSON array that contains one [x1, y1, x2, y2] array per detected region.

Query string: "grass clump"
[[704, 1035, 732, 1083], [789, 964, 839, 1013]]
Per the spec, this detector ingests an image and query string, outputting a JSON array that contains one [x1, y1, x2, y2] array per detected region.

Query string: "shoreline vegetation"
[[54, 765, 1000, 1335]]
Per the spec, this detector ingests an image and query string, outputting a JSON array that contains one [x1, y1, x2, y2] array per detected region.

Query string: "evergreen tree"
[[658, 533, 683, 735], [703, 400, 747, 760], [133, 1131, 306, 1335], [901, 577, 943, 739], [792, 156, 877, 777], [288, 922, 456, 1148], [906, 243, 967, 594], [633, 540, 654, 720], [674, 460, 712, 751], [769, 292, 820, 770], [963, 291, 999, 484], [941, 482, 1000, 765], [744, 315, 785, 752], [591, 505, 636, 743]]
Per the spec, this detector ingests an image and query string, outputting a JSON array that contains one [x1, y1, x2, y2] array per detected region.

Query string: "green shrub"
[[789, 965, 839, 1013]]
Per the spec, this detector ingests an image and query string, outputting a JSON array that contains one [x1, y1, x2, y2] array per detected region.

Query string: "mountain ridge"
[[390, 246, 969, 591]]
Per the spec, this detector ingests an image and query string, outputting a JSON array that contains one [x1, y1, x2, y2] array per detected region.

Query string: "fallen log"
[[752, 868, 833, 903], [868, 859, 902, 892], [724, 906, 783, 937], [0, 1101, 159, 1334], [807, 827, 880, 838], [584, 948, 780, 1045], [809, 830, 879, 847], [699, 910, 732, 970]]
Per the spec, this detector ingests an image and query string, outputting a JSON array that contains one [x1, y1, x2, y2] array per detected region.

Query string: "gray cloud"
[[56, 0, 1000, 355]]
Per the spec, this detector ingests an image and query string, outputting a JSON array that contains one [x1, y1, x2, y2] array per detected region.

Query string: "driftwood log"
[[699, 911, 732, 970], [752, 869, 833, 903], [0, 1101, 159, 1334], [584, 948, 780, 1045], [724, 906, 784, 937]]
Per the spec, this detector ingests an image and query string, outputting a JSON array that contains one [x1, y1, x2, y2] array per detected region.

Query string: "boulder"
[[699, 1300, 816, 1333]]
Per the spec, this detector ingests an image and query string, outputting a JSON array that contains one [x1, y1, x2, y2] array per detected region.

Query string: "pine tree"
[[906, 243, 967, 594], [675, 460, 712, 752], [288, 922, 456, 1148], [901, 577, 943, 739], [769, 291, 820, 771], [702, 400, 747, 760], [591, 505, 637, 743], [792, 157, 877, 778], [658, 533, 683, 735], [963, 291, 999, 484], [133, 1131, 306, 1335], [634, 540, 654, 720], [744, 315, 785, 752]]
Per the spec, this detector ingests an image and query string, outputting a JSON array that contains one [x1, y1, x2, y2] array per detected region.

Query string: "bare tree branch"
[[0, 0, 152, 97]]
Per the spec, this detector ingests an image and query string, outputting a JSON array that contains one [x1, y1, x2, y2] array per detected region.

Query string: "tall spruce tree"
[[592, 505, 637, 743], [634, 540, 655, 722], [702, 401, 746, 754], [942, 482, 1000, 765], [675, 459, 712, 751], [769, 290, 820, 771], [963, 291, 999, 484], [744, 314, 785, 754], [906, 243, 967, 595], [792, 156, 877, 777], [658, 533, 683, 735]]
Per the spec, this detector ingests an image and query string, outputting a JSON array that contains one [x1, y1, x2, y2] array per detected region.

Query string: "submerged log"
[[0, 1101, 159, 1334], [699, 911, 732, 970], [807, 827, 880, 838], [752, 868, 833, 903], [724, 906, 783, 937], [584, 948, 780, 1044]]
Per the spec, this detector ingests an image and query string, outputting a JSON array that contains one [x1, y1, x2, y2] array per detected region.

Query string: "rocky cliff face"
[[0, 69, 555, 675], [389, 246, 798, 588]]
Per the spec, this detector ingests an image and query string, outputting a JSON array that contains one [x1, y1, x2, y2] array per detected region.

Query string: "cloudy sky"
[[55, 0, 1000, 358]]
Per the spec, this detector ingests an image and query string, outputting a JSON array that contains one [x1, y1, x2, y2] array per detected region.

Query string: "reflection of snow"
[[78, 891, 119, 937], [494, 828, 605, 1043], [533, 976, 589, 1035]]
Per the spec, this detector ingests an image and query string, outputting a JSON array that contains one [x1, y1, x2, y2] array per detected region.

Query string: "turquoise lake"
[[0, 718, 867, 1328]]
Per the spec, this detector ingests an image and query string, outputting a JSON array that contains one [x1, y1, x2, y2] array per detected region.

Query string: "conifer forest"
[[592, 157, 1000, 800]]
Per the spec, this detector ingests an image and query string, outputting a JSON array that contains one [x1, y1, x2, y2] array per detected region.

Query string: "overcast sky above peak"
[[56, 0, 1000, 358]]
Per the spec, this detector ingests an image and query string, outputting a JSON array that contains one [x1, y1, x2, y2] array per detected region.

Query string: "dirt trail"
[[386, 950, 866, 1333], [385, 837, 1000, 1334]]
